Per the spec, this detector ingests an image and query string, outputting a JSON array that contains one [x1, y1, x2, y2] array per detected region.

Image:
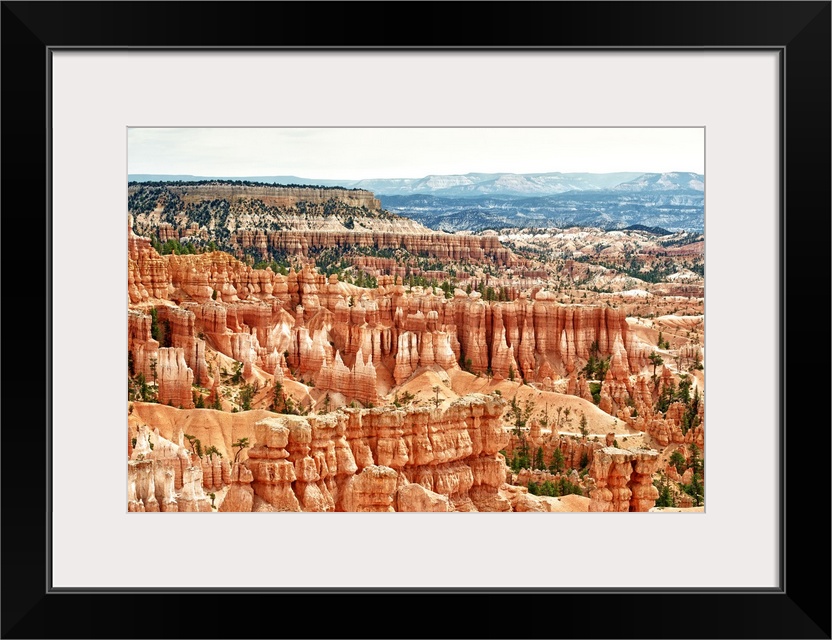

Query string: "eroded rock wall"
[[217, 394, 510, 512], [129, 237, 663, 408], [588, 447, 660, 512]]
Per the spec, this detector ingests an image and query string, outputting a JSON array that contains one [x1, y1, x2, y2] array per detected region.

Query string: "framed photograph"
[[3, 2, 829, 638], [124, 125, 707, 517]]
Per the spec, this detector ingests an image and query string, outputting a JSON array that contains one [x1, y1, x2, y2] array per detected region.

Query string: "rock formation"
[[396, 483, 451, 512], [128, 185, 704, 513], [155, 348, 195, 408], [588, 447, 660, 512], [210, 394, 510, 512], [128, 183, 517, 265], [127, 425, 212, 512], [341, 465, 399, 512], [130, 183, 382, 211], [129, 233, 668, 409], [218, 463, 254, 512], [246, 417, 302, 512]]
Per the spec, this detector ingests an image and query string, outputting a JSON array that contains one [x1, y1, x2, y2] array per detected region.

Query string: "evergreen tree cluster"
[[270, 382, 305, 415], [654, 374, 701, 435], [527, 478, 583, 497], [581, 340, 610, 381], [678, 443, 704, 506]]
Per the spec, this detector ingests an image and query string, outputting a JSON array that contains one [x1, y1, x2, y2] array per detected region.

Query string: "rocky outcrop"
[[201, 453, 231, 492], [504, 486, 548, 512], [246, 417, 302, 512], [129, 388, 677, 513], [396, 483, 451, 512], [588, 447, 660, 512], [178, 465, 213, 512], [211, 394, 509, 512], [468, 454, 512, 512], [341, 465, 398, 512], [128, 309, 158, 381], [267, 230, 516, 266], [628, 450, 662, 512], [219, 463, 254, 512], [128, 425, 211, 512], [158, 306, 209, 386], [155, 348, 195, 408], [128, 459, 160, 512], [284, 415, 336, 512], [392, 323, 459, 385], [685, 424, 705, 449], [498, 484, 593, 512], [129, 183, 382, 211], [128, 183, 519, 265], [128, 225, 171, 303], [165, 251, 280, 304], [129, 236, 669, 408], [316, 348, 379, 406]]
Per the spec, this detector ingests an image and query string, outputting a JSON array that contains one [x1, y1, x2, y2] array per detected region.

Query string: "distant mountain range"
[[128, 171, 702, 196], [612, 172, 704, 192], [128, 171, 704, 232], [351, 172, 653, 196]]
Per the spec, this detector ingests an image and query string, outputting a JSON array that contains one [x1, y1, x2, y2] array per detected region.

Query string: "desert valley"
[[126, 172, 705, 513]]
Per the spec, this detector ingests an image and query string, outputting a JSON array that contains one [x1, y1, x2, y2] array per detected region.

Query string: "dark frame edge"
[[46, 44, 55, 601], [2, 3, 51, 637], [780, 4, 831, 634]]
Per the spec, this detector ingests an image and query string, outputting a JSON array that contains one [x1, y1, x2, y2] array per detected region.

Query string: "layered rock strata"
[[128, 183, 517, 265], [129, 183, 382, 211], [129, 234, 667, 410], [218, 394, 510, 512], [128, 425, 214, 512], [588, 447, 660, 512]]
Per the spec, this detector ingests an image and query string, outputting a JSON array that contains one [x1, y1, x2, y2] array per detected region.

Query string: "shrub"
[[232, 437, 250, 464], [669, 450, 687, 474], [588, 382, 601, 405]]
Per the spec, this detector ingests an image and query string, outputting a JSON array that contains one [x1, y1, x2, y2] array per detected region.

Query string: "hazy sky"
[[128, 127, 704, 179]]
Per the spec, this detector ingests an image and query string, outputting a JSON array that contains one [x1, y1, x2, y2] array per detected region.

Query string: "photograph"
[[127, 127, 705, 514]]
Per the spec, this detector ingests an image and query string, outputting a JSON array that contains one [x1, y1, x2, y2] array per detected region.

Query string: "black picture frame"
[[2, 2, 829, 638]]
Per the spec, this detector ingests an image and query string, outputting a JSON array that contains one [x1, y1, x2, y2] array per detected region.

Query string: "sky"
[[128, 127, 704, 179]]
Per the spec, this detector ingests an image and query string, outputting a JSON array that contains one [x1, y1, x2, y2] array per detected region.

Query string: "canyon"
[[127, 181, 705, 513]]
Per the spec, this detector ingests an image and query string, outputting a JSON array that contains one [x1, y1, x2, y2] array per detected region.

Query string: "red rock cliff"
[[219, 393, 510, 512], [129, 242, 662, 408]]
